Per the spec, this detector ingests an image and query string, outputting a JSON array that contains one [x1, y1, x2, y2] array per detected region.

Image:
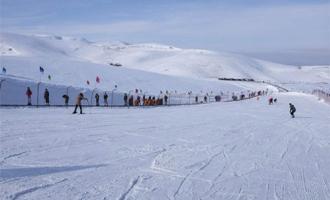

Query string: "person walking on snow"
[[289, 103, 296, 118], [26, 87, 32, 105], [95, 93, 100, 106], [103, 92, 109, 106], [73, 93, 87, 114], [44, 88, 50, 105]]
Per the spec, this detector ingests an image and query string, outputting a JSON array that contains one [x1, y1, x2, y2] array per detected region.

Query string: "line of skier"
[[123, 93, 169, 107], [25, 87, 268, 107], [25, 86, 297, 117]]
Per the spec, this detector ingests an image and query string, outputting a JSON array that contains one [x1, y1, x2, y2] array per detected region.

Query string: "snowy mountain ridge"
[[1, 32, 329, 94]]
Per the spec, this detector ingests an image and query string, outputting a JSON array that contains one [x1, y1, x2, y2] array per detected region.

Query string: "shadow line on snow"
[[0, 164, 107, 180], [295, 116, 312, 119]]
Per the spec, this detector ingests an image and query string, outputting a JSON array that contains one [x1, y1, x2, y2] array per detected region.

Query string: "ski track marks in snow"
[[1, 93, 330, 199], [9, 178, 68, 200], [0, 152, 28, 165], [118, 176, 140, 200]]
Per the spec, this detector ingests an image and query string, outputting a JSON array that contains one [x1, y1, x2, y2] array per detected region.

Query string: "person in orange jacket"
[[73, 93, 87, 114]]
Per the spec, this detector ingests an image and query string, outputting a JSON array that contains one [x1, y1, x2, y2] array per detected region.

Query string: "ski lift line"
[[0, 93, 262, 108], [0, 76, 268, 107]]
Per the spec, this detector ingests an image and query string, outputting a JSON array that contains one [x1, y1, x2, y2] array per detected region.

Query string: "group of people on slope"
[[123, 93, 169, 107], [268, 97, 278, 105], [93, 92, 109, 107], [267, 96, 296, 118], [25, 87, 50, 106], [24, 86, 297, 118]]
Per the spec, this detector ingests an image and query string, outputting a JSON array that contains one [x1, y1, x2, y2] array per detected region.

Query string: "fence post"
[[189, 93, 191, 105], [0, 79, 6, 105], [90, 88, 97, 106], [0, 79, 5, 90], [111, 88, 117, 108], [37, 82, 41, 107], [65, 86, 71, 107], [66, 86, 71, 96]]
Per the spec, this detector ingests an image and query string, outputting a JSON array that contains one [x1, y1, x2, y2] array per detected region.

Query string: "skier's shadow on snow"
[[0, 164, 108, 180], [295, 116, 312, 119]]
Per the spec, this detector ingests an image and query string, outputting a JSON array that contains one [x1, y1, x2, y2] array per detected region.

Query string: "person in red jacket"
[[26, 87, 32, 105]]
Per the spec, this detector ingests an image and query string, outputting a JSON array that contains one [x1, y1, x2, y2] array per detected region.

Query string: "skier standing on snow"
[[142, 95, 146, 106], [44, 88, 50, 105], [204, 95, 207, 103], [95, 93, 100, 106], [164, 95, 168, 105], [123, 93, 128, 106], [268, 97, 273, 105], [26, 87, 32, 105], [289, 103, 296, 118], [73, 93, 87, 114], [62, 94, 69, 106], [103, 92, 109, 106], [128, 95, 134, 106]]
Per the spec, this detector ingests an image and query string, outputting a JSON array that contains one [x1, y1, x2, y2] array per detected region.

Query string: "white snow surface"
[[1, 93, 330, 200], [1, 32, 330, 200]]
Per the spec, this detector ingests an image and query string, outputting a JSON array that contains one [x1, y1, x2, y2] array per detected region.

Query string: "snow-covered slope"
[[2, 32, 329, 84], [1, 93, 330, 199]]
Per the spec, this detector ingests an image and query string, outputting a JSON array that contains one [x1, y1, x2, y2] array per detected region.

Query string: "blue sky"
[[1, 0, 330, 64]]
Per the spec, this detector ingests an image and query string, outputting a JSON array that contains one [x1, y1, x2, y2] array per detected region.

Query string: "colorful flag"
[[2, 67, 6, 74], [39, 66, 44, 73], [96, 76, 100, 83], [87, 80, 90, 85]]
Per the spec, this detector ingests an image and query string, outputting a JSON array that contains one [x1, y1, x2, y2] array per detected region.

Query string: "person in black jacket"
[[289, 103, 296, 118], [164, 95, 168, 105], [128, 95, 134, 106], [62, 94, 69, 106], [95, 93, 100, 106], [103, 92, 109, 106], [44, 88, 50, 105], [124, 93, 128, 106]]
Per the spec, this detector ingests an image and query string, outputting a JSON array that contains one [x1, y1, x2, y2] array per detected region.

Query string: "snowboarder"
[[73, 93, 87, 114], [103, 92, 109, 106], [274, 98, 277, 103], [62, 94, 69, 106], [95, 93, 100, 106], [123, 93, 128, 106], [195, 96, 198, 104], [26, 87, 32, 105], [204, 95, 207, 103], [44, 88, 50, 105], [289, 103, 296, 118]]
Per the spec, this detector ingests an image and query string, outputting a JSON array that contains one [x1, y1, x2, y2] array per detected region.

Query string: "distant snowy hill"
[[1, 32, 329, 95]]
